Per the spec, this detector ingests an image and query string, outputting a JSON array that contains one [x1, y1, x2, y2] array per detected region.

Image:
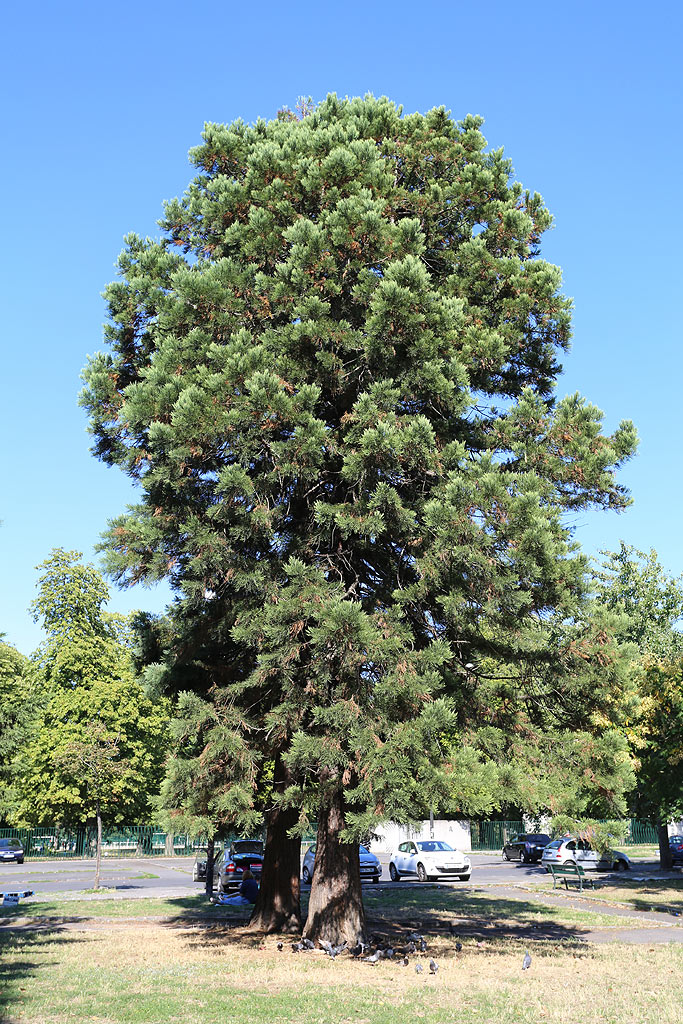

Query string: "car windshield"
[[232, 841, 263, 854], [545, 840, 562, 850], [0, 840, 20, 849], [416, 841, 453, 853], [359, 845, 370, 854], [526, 835, 550, 842]]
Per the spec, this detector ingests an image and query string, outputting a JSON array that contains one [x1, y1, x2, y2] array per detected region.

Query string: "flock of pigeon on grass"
[[277, 925, 532, 974]]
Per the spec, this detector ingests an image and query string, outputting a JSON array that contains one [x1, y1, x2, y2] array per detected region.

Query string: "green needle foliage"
[[81, 96, 637, 939]]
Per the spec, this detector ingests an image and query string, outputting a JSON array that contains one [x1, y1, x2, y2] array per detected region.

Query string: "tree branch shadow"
[[0, 922, 86, 1021]]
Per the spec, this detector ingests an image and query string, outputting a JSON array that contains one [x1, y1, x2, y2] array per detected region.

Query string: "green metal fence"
[[0, 818, 660, 858], [622, 819, 659, 845], [469, 818, 660, 850], [470, 820, 524, 851], [0, 825, 216, 859]]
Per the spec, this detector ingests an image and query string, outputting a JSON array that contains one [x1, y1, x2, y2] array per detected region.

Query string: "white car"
[[541, 836, 630, 872], [389, 839, 471, 882]]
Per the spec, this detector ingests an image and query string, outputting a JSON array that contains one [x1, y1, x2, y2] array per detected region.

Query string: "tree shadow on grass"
[[0, 922, 86, 1023], [601, 879, 683, 918], [163, 887, 594, 959]]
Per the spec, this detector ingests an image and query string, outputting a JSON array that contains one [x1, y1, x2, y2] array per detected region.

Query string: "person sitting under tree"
[[218, 868, 259, 905]]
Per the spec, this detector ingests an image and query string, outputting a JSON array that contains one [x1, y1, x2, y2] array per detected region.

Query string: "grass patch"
[[127, 873, 160, 880], [0, 893, 248, 922], [542, 877, 683, 914], [362, 884, 646, 930], [0, 917, 681, 1024]]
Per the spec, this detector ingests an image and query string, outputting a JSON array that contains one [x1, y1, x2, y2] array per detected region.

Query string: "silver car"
[[302, 843, 381, 884], [541, 836, 630, 872]]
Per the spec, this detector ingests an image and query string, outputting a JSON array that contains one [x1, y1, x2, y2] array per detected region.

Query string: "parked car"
[[191, 846, 222, 882], [214, 840, 264, 894], [541, 836, 630, 872], [0, 839, 24, 864], [301, 844, 381, 885], [669, 835, 683, 864], [502, 833, 551, 863], [389, 839, 471, 882]]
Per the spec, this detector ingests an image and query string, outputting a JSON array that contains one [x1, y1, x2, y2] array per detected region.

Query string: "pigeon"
[[419, 938, 427, 952], [415, 963, 423, 974], [400, 957, 409, 966], [291, 939, 315, 953], [408, 931, 422, 943], [320, 940, 347, 959], [406, 941, 417, 954], [429, 958, 439, 975], [363, 949, 381, 963], [455, 941, 463, 953], [383, 947, 394, 959], [349, 943, 365, 958], [522, 951, 532, 970], [277, 942, 283, 951]]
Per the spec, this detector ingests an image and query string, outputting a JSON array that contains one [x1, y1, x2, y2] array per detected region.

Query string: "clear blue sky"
[[2, 0, 681, 655]]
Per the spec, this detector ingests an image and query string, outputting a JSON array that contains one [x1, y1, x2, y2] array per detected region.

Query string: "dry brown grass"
[[2, 915, 682, 1024]]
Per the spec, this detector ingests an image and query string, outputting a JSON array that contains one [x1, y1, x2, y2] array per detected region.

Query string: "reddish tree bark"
[[248, 803, 302, 933], [303, 787, 366, 946]]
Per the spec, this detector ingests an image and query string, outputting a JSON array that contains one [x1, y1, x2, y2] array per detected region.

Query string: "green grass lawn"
[[535, 877, 683, 915], [1, 886, 682, 1024]]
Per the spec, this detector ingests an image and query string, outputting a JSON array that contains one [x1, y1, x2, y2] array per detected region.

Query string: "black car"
[[502, 833, 551, 863], [0, 839, 24, 864], [669, 835, 683, 865]]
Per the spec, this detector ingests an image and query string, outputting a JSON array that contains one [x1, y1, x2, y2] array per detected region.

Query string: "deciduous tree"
[[15, 550, 170, 831], [0, 642, 35, 826], [593, 544, 683, 865]]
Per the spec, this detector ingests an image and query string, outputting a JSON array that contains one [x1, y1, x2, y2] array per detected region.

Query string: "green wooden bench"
[[548, 862, 595, 892]]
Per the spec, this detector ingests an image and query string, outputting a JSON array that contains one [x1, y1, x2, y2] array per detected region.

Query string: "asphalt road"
[[0, 851, 664, 900]]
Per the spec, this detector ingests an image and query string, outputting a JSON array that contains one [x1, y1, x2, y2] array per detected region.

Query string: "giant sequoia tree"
[[82, 96, 637, 941]]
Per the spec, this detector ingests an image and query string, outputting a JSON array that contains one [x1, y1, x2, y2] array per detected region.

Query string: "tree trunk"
[[248, 804, 302, 934], [95, 801, 102, 890], [658, 821, 673, 869], [303, 787, 366, 946], [205, 836, 216, 898]]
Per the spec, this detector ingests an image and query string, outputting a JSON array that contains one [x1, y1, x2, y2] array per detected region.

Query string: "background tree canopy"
[[14, 549, 170, 829], [81, 95, 637, 940]]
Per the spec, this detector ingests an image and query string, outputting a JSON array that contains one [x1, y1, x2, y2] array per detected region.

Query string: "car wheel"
[[17, 857, 24, 865], [417, 863, 428, 882], [302, 866, 312, 885], [521, 851, 530, 864], [372, 874, 380, 883], [615, 859, 629, 871], [502, 849, 511, 861], [389, 863, 400, 882], [458, 874, 471, 881], [192, 867, 198, 881]]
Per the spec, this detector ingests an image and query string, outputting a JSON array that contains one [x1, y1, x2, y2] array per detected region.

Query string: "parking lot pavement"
[[2, 851, 670, 900], [0, 857, 195, 899]]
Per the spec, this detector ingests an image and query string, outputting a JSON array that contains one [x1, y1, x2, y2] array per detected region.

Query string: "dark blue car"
[[0, 839, 24, 864], [502, 833, 551, 863]]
